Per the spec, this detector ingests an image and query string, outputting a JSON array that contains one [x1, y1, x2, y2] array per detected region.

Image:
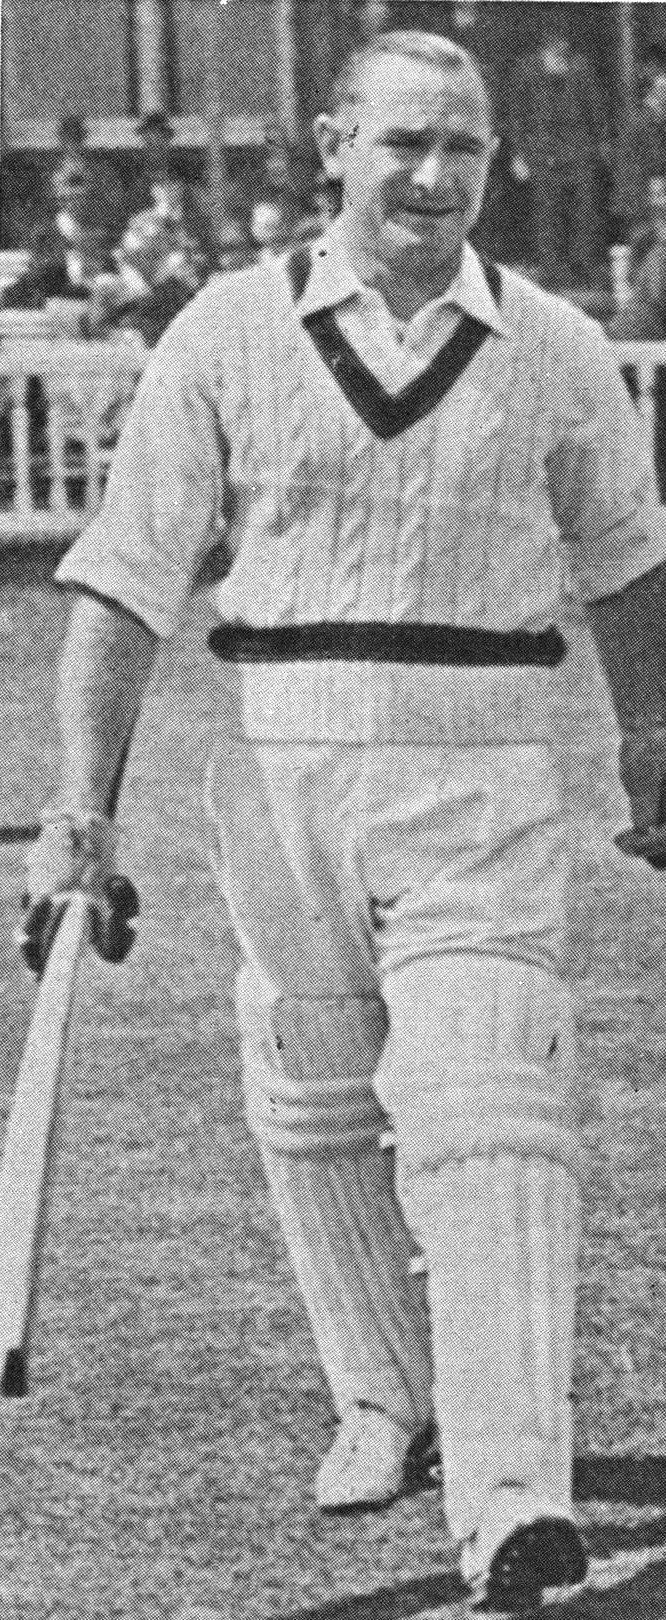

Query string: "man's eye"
[[385, 135, 427, 153], [449, 139, 484, 156]]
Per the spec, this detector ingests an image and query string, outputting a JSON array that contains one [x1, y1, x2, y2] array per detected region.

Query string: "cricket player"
[[23, 31, 666, 1615]]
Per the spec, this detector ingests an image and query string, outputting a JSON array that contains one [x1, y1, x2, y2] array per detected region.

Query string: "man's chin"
[[383, 215, 465, 265]]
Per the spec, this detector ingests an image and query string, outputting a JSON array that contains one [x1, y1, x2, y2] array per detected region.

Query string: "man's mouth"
[[394, 203, 460, 220]]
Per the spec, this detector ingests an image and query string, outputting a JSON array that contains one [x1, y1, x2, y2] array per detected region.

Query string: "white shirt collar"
[[293, 223, 507, 338]]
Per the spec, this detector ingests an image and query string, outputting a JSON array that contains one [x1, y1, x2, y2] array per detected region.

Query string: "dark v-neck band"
[[284, 245, 502, 441]]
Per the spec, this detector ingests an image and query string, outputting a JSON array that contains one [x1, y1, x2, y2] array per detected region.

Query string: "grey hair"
[[330, 29, 493, 124]]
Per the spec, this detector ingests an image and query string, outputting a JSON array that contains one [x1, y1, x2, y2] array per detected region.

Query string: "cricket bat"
[[0, 891, 89, 1397]]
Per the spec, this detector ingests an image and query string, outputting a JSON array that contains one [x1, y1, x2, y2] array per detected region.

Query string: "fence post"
[[10, 372, 32, 518]]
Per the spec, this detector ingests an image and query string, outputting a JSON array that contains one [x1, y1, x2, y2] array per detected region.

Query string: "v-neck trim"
[[296, 258, 502, 440]]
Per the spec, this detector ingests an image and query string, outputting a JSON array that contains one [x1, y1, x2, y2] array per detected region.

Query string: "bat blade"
[[0, 892, 89, 1396]]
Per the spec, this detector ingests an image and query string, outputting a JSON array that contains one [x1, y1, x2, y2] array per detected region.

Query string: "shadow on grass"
[[574, 1456, 666, 1563], [552, 1557, 666, 1619], [575, 1456, 666, 1506], [274, 1460, 666, 1620], [275, 1555, 666, 1620], [276, 1566, 466, 1620]]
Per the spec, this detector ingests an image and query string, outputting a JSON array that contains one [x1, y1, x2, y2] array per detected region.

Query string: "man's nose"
[[412, 149, 457, 192]]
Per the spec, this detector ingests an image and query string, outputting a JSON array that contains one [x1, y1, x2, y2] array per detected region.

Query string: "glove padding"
[[616, 730, 666, 869], [20, 808, 139, 975]]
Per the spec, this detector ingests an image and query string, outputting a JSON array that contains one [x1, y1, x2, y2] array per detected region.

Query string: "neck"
[[338, 221, 464, 321]]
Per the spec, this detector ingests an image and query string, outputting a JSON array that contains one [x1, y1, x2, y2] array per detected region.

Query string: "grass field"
[[1, 544, 666, 1619]]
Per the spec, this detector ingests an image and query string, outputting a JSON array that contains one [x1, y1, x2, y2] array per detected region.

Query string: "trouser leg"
[[375, 953, 582, 1541], [238, 966, 434, 1433]]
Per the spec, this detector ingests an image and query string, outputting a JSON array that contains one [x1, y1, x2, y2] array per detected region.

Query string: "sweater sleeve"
[[545, 312, 666, 601], [55, 308, 229, 638]]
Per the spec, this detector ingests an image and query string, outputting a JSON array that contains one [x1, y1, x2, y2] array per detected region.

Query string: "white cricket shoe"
[[316, 1403, 433, 1513], [460, 1486, 588, 1614]]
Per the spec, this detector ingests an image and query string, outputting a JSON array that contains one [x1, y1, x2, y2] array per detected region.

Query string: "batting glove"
[[615, 729, 666, 869], [20, 806, 139, 975]]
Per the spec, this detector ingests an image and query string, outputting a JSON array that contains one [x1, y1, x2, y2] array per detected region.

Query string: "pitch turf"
[[0, 545, 665, 1619]]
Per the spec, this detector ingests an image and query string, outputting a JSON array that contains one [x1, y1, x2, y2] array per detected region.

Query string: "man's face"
[[264, 143, 290, 188], [316, 53, 495, 281], [542, 35, 569, 74], [53, 156, 90, 220]]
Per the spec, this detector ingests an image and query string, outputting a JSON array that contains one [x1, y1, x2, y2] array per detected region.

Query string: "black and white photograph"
[[2, 1, 666, 1615]]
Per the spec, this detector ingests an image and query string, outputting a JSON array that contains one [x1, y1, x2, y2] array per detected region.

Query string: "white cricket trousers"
[[207, 666, 583, 1542]]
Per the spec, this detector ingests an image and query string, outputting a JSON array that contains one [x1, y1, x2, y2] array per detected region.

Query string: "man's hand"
[[20, 807, 138, 975], [615, 730, 666, 869]]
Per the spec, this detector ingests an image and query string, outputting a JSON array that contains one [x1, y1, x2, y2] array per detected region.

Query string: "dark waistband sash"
[[208, 621, 567, 668]]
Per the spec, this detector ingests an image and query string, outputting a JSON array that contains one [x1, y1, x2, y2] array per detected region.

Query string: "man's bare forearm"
[[56, 591, 157, 814]]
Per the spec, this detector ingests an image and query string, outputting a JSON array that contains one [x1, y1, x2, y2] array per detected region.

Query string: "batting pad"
[[259, 1138, 433, 1432], [238, 967, 432, 1429], [374, 954, 582, 1538], [376, 955, 583, 1182], [237, 964, 388, 1154], [419, 1154, 580, 1540]]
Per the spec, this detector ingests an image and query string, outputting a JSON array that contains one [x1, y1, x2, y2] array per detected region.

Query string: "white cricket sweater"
[[58, 249, 666, 744]]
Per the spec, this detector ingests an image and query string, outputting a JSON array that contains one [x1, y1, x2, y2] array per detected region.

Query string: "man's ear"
[[313, 114, 347, 181]]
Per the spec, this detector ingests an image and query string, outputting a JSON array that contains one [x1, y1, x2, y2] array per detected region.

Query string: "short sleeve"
[[56, 314, 228, 637], [545, 313, 666, 601]]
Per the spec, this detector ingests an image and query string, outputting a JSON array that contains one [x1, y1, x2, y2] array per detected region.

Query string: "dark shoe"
[[462, 1488, 588, 1614]]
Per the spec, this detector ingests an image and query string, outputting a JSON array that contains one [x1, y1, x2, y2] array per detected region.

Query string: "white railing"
[[0, 252, 30, 299], [0, 335, 664, 545], [0, 334, 146, 541]]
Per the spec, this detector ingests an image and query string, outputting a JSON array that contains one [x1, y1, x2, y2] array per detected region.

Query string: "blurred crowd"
[[0, 111, 335, 348], [4, 25, 666, 348]]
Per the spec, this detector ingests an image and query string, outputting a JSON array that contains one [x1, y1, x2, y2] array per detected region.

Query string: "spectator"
[[51, 113, 126, 241], [509, 25, 609, 287], [216, 218, 255, 273], [86, 173, 218, 346], [294, 172, 340, 242], [134, 110, 176, 209], [1, 114, 129, 310], [0, 161, 48, 252], [616, 45, 666, 236], [134, 109, 248, 263], [356, 1, 390, 39], [0, 221, 113, 310], [250, 126, 306, 256]]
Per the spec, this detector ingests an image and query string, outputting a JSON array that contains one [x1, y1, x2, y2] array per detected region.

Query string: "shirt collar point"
[[293, 232, 509, 337]]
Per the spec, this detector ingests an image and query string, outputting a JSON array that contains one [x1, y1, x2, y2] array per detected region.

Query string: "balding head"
[[314, 30, 497, 305], [330, 29, 494, 130]]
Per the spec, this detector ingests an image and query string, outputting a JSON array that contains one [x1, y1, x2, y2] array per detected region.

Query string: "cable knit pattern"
[[330, 412, 376, 621], [58, 256, 666, 740], [270, 277, 313, 622], [390, 428, 430, 622]]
